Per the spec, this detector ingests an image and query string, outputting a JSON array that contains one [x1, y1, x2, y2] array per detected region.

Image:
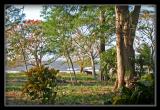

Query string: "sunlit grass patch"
[[54, 84, 113, 104], [57, 85, 113, 95], [57, 72, 94, 81], [6, 73, 27, 78]]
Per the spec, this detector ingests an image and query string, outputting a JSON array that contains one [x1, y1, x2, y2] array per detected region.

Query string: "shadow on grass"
[[5, 92, 113, 105], [55, 93, 114, 105]]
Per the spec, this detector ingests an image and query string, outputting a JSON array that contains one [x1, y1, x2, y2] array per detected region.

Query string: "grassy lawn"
[[5, 72, 115, 105]]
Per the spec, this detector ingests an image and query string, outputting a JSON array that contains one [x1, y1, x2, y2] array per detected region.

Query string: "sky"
[[14, 5, 156, 21], [14, 5, 43, 20], [23, 5, 43, 20]]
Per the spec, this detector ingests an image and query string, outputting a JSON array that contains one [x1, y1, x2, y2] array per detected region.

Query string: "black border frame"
[[1, 0, 160, 109]]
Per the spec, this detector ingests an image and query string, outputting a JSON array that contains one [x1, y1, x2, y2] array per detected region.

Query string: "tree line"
[[5, 5, 156, 89]]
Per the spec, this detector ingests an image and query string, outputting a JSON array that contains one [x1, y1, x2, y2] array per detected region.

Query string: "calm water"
[[6, 61, 100, 72]]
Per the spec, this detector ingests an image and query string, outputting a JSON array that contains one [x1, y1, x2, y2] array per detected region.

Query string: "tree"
[[114, 6, 126, 89], [100, 47, 116, 81], [73, 28, 99, 79], [136, 43, 152, 75], [44, 5, 115, 80], [72, 5, 115, 80], [5, 5, 25, 37], [22, 19, 49, 67], [123, 5, 141, 81], [5, 5, 26, 68], [72, 33, 92, 73], [98, 6, 115, 81], [41, 5, 103, 80], [6, 24, 29, 71], [72, 6, 101, 79], [41, 6, 78, 83], [114, 5, 141, 90], [6, 18, 55, 72], [137, 10, 156, 74], [5, 10, 29, 71]]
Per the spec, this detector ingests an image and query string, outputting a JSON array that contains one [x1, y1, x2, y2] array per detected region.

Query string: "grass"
[[55, 85, 113, 105], [5, 72, 115, 105]]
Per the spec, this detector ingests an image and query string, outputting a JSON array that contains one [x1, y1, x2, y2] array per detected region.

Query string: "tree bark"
[[114, 5, 141, 89], [68, 53, 77, 83], [80, 64, 84, 73], [100, 38, 105, 81], [99, 9, 106, 81], [123, 6, 134, 81], [124, 6, 141, 81], [115, 6, 126, 89]]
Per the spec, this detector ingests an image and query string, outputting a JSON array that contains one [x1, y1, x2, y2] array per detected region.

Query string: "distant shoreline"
[[6, 61, 100, 73], [6, 70, 100, 74]]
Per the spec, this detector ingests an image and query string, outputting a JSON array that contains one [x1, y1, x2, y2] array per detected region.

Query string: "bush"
[[104, 74, 154, 105], [22, 65, 59, 104], [132, 74, 154, 104], [111, 86, 132, 105]]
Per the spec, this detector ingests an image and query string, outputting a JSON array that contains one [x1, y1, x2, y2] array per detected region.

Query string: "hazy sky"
[[23, 5, 43, 20], [13, 5, 156, 20], [13, 5, 43, 20]]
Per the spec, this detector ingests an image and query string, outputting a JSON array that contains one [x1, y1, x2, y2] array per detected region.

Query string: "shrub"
[[104, 74, 154, 105], [132, 73, 154, 104], [111, 86, 132, 105], [22, 65, 59, 104]]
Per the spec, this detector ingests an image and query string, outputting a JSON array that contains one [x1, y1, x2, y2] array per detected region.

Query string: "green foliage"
[[128, 74, 154, 104], [101, 47, 116, 68], [105, 74, 154, 105], [100, 47, 116, 79], [135, 43, 152, 75], [41, 5, 115, 69], [22, 65, 58, 104], [139, 43, 151, 65], [5, 6, 27, 68]]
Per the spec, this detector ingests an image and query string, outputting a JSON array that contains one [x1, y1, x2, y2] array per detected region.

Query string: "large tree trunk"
[[99, 37, 105, 81], [122, 6, 135, 81], [115, 6, 126, 89], [129, 6, 141, 78], [124, 6, 141, 81], [99, 9, 106, 81], [114, 6, 141, 90]]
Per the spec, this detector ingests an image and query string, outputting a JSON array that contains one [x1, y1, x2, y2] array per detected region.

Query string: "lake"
[[6, 61, 100, 73]]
